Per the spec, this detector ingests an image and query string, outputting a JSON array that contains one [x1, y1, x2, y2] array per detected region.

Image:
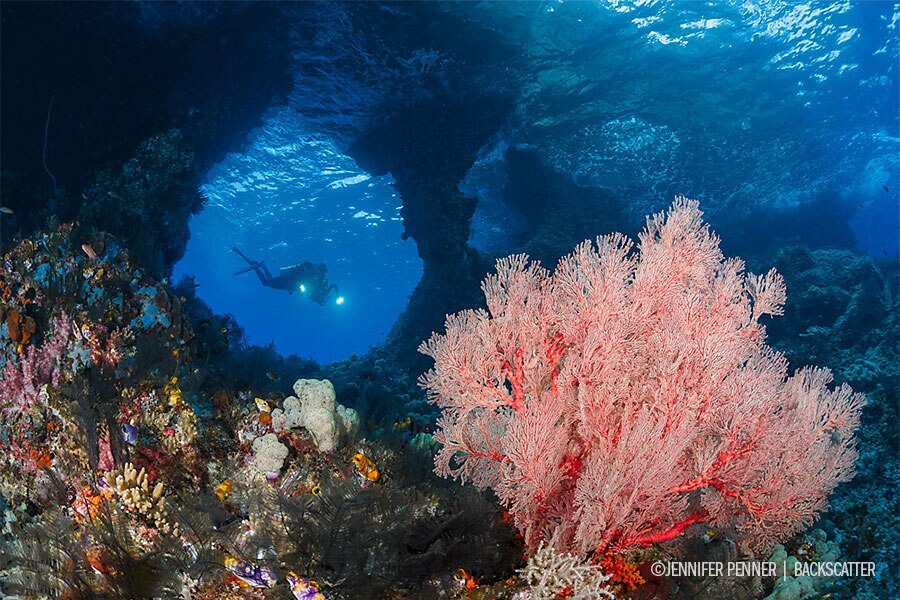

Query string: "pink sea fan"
[[419, 197, 865, 557], [0, 311, 72, 417]]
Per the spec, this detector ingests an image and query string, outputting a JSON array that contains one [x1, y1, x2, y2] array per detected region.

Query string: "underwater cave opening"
[[173, 106, 422, 365]]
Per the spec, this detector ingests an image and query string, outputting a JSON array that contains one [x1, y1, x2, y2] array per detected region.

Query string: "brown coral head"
[[6, 308, 22, 342]]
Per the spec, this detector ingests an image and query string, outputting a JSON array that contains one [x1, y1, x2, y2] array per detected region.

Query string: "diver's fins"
[[232, 246, 264, 275], [234, 262, 264, 275]]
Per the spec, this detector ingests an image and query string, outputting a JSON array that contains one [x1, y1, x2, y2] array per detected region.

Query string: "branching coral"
[[103, 462, 179, 537], [420, 198, 866, 557], [518, 542, 614, 600]]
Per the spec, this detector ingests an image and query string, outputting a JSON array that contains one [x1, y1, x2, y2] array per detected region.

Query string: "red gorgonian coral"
[[419, 197, 864, 557]]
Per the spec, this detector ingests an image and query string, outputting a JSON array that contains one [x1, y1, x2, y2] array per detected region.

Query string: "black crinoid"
[[0, 502, 179, 599], [0, 477, 229, 599], [0, 508, 98, 599], [233, 442, 520, 599], [57, 361, 127, 473]]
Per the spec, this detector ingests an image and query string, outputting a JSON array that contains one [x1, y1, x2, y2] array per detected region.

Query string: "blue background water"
[[175, 107, 421, 364], [175, 1, 898, 364]]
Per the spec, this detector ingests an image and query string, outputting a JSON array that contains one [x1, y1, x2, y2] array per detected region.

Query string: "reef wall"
[[348, 93, 513, 373]]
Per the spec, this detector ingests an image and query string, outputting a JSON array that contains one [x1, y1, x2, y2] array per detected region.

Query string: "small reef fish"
[[266, 371, 280, 382], [81, 243, 99, 260], [0, 207, 13, 214], [255, 397, 272, 413], [215, 479, 232, 501], [286, 572, 326, 600], [351, 453, 379, 482], [224, 556, 277, 588], [71, 321, 94, 343], [121, 423, 138, 445], [453, 568, 479, 590]]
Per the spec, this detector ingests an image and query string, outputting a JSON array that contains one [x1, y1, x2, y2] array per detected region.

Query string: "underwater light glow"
[[335, 296, 345, 305], [299, 284, 306, 293]]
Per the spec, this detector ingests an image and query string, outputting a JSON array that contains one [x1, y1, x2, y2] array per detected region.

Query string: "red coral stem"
[[628, 510, 709, 547]]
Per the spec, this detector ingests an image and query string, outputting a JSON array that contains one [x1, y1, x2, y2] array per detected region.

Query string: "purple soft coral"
[[0, 312, 71, 417]]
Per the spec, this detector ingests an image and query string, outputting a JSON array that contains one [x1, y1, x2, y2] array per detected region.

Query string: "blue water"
[[174, 107, 422, 364], [176, 1, 898, 363]]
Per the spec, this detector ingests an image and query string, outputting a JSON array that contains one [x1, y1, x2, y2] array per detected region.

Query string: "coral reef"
[[0, 3, 894, 597], [0, 209, 895, 599], [757, 246, 899, 599], [1, 199, 894, 599], [0, 226, 520, 599], [0, 225, 197, 508]]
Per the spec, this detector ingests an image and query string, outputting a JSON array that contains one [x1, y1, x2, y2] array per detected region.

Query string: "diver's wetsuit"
[[232, 247, 338, 306]]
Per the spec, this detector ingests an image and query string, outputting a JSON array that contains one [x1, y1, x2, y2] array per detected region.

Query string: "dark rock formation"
[[0, 2, 292, 274], [349, 92, 513, 372], [502, 145, 628, 267]]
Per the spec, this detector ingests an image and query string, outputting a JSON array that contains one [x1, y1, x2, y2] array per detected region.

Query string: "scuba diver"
[[232, 247, 342, 306]]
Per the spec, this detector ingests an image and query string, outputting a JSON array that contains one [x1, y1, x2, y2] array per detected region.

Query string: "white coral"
[[335, 403, 360, 438], [251, 433, 289, 476], [518, 543, 614, 600], [270, 378, 358, 452]]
